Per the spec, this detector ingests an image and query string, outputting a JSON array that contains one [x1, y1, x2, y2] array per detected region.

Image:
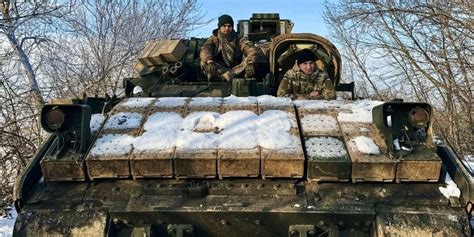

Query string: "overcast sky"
[[191, 0, 331, 38]]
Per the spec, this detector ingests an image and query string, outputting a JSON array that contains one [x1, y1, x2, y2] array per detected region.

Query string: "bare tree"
[[0, 0, 72, 110], [0, 0, 206, 207], [0, 0, 70, 205], [0, 49, 43, 206], [324, 1, 473, 157], [41, 0, 206, 98]]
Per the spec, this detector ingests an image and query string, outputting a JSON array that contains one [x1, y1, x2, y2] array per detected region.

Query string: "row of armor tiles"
[[85, 96, 304, 179], [295, 100, 441, 183], [40, 96, 442, 182]]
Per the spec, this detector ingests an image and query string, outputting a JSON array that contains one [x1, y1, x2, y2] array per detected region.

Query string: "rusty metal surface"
[[14, 204, 109, 237], [14, 179, 471, 236], [375, 206, 469, 237]]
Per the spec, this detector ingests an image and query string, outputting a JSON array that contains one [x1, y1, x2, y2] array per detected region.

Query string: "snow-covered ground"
[[0, 207, 16, 237], [462, 154, 474, 174]]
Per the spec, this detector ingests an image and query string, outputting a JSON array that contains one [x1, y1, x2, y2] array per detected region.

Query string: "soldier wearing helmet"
[[277, 49, 336, 100], [199, 14, 258, 81]]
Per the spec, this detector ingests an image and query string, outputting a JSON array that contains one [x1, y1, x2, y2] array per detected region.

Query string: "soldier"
[[199, 14, 258, 81], [277, 49, 336, 100]]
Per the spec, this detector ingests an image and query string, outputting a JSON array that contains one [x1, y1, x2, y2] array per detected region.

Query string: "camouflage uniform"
[[277, 63, 336, 100], [200, 29, 258, 81]]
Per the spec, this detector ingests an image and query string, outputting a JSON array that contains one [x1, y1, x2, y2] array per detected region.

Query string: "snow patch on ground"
[[0, 206, 17, 237], [439, 173, 461, 199], [350, 136, 381, 155]]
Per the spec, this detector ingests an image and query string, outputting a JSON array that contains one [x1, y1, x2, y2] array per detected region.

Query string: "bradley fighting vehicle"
[[13, 13, 474, 236]]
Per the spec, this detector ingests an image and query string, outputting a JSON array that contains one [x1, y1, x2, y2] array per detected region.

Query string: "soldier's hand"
[[206, 61, 217, 75], [246, 55, 256, 65], [310, 91, 320, 97], [245, 64, 255, 78]]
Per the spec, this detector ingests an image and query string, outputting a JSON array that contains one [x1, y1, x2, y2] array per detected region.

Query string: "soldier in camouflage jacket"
[[277, 49, 336, 100], [199, 14, 258, 81]]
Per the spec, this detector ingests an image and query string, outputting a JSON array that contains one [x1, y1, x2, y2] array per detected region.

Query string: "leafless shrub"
[[324, 1, 473, 157], [0, 0, 206, 206]]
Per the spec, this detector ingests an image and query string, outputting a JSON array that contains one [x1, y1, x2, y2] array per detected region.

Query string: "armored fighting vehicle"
[[13, 13, 474, 236]]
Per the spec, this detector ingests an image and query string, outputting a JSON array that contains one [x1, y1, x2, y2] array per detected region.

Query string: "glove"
[[244, 64, 255, 78]]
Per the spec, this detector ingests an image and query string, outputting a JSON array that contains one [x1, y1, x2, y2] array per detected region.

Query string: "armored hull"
[[12, 13, 473, 237]]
